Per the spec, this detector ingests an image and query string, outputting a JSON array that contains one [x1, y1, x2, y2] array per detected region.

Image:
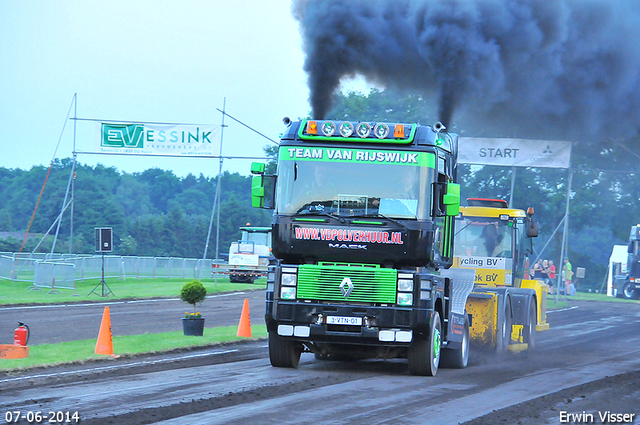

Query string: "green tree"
[[138, 168, 181, 212]]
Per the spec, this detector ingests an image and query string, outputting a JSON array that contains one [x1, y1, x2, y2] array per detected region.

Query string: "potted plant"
[[180, 279, 207, 336]]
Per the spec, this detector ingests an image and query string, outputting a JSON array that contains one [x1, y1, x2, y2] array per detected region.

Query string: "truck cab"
[[228, 226, 272, 283]]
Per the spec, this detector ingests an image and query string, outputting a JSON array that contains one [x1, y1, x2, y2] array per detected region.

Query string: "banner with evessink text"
[[95, 122, 221, 156]]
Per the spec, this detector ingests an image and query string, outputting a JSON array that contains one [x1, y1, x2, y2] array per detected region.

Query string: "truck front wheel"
[[408, 311, 442, 376], [269, 331, 302, 368]]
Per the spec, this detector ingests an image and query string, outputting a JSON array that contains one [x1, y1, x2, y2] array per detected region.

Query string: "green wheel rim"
[[433, 328, 441, 364]]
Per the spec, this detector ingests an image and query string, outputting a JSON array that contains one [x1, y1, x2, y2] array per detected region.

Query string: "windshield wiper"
[[296, 208, 345, 222], [359, 213, 406, 228]]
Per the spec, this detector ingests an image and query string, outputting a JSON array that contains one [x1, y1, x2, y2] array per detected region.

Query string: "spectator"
[[532, 259, 544, 280], [541, 259, 550, 286], [563, 257, 575, 295], [548, 260, 556, 293]]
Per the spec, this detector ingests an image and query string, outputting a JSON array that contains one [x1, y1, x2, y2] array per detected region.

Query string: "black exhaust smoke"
[[293, 0, 640, 140]]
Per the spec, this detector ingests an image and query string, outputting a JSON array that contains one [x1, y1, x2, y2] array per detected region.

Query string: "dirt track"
[[1, 297, 639, 424], [467, 371, 640, 425]]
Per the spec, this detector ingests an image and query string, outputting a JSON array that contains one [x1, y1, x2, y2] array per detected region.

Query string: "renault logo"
[[339, 277, 354, 297]]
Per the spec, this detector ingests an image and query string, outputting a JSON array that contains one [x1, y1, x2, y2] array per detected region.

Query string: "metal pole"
[[509, 166, 516, 207], [556, 168, 573, 303], [214, 98, 227, 264], [203, 190, 217, 259], [51, 124, 77, 255], [70, 94, 77, 255], [203, 99, 227, 265]]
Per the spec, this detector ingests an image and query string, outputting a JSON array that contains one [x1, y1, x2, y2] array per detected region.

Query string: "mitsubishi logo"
[[339, 277, 354, 297]]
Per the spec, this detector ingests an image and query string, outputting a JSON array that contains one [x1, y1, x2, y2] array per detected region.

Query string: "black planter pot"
[[182, 318, 205, 336]]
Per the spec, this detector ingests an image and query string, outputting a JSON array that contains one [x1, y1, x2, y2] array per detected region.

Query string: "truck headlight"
[[397, 279, 414, 292], [397, 293, 413, 306], [280, 287, 296, 300], [281, 273, 297, 286]]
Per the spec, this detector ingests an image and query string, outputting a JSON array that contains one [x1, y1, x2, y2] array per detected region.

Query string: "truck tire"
[[408, 311, 442, 376], [496, 296, 512, 353], [622, 283, 637, 300], [441, 314, 469, 369], [523, 300, 537, 349], [268, 331, 302, 368]]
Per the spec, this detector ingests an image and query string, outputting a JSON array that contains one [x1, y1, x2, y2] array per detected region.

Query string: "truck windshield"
[[241, 231, 271, 247], [275, 148, 435, 219], [454, 217, 513, 258]]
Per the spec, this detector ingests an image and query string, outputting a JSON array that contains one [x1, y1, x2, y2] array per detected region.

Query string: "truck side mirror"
[[250, 162, 275, 209], [433, 182, 460, 217], [251, 162, 265, 174], [443, 183, 460, 216], [251, 175, 265, 208], [525, 206, 538, 238], [250, 162, 265, 208], [526, 219, 539, 237]]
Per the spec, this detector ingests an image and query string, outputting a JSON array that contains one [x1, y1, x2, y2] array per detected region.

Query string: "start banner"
[[459, 137, 572, 168], [95, 122, 221, 156]]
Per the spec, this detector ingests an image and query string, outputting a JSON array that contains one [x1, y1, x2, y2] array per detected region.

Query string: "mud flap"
[[447, 312, 468, 346], [509, 291, 529, 343], [441, 267, 475, 346], [466, 292, 498, 347]]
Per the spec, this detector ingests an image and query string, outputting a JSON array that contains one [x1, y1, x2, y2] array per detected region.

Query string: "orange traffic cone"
[[237, 298, 252, 337], [95, 306, 118, 357]]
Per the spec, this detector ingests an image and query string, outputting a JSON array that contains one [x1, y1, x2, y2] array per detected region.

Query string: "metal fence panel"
[[0, 255, 15, 280], [0, 253, 228, 289], [2, 256, 38, 282], [33, 261, 76, 291]]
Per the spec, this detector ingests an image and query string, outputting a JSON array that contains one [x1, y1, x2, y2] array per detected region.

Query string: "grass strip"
[[0, 277, 266, 305], [0, 324, 267, 372]]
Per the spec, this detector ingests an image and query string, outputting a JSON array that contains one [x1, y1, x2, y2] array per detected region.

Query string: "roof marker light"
[[307, 120, 318, 135], [394, 124, 405, 138]]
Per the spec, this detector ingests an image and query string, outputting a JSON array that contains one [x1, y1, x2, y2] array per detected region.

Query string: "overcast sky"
[[0, 1, 367, 178]]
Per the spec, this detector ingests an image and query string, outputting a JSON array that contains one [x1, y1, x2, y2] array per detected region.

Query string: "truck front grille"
[[297, 263, 396, 304]]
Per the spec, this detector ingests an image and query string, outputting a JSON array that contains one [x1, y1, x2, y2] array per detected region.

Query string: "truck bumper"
[[266, 301, 432, 346]]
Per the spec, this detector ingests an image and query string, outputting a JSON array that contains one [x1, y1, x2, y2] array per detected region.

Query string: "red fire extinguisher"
[[14, 322, 30, 346]]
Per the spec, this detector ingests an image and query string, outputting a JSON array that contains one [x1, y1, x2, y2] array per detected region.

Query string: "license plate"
[[327, 316, 362, 326]]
